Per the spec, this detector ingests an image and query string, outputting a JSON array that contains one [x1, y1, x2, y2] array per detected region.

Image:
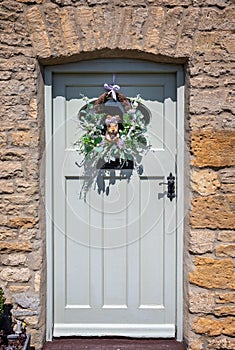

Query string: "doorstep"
[[43, 338, 187, 350]]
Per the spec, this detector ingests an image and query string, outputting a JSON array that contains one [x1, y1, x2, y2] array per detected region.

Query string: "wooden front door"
[[48, 59, 184, 338]]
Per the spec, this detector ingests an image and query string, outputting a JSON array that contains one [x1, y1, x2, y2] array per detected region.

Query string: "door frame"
[[44, 59, 185, 342]]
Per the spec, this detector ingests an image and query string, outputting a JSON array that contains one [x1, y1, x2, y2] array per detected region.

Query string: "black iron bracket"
[[167, 172, 176, 201]]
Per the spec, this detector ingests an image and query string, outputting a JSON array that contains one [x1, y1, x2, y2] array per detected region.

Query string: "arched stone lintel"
[[38, 48, 189, 66], [26, 4, 192, 65]]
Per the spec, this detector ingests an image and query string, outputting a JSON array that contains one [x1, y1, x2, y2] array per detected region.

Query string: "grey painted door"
[[52, 60, 179, 338]]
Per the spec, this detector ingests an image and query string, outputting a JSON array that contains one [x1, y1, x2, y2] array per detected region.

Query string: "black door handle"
[[167, 173, 175, 201]]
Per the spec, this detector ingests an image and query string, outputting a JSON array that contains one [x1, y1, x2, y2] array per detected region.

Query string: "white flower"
[[132, 101, 138, 109]]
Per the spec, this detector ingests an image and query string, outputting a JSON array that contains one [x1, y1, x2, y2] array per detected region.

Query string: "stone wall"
[[0, 0, 234, 349]]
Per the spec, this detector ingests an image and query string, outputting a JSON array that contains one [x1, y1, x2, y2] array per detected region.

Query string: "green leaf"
[[94, 146, 103, 153]]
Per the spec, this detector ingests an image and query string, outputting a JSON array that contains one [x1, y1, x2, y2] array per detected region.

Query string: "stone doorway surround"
[[0, 1, 234, 350]]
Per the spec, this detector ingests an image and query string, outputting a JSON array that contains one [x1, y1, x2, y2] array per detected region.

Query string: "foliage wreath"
[[74, 87, 151, 197]]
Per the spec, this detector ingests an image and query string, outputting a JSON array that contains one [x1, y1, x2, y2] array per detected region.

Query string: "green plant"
[[0, 288, 5, 315], [75, 95, 150, 164]]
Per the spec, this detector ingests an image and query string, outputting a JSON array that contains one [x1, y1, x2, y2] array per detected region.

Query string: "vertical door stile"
[[89, 185, 103, 309], [127, 173, 140, 310]]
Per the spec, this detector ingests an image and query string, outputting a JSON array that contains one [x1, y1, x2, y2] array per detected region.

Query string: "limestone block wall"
[[0, 0, 234, 349]]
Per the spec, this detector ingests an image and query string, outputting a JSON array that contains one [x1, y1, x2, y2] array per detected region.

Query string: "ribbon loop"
[[104, 83, 120, 101]]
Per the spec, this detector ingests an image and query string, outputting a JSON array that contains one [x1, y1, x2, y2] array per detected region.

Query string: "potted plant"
[[0, 287, 30, 350]]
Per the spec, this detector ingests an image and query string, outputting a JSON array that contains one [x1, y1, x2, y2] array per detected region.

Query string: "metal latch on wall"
[[166, 173, 176, 201], [160, 173, 176, 201]]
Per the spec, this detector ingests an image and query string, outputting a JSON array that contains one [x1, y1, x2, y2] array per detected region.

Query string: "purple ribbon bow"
[[104, 83, 120, 101], [105, 116, 119, 125]]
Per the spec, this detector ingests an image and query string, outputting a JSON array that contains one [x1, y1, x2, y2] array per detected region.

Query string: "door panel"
[[52, 62, 177, 337]]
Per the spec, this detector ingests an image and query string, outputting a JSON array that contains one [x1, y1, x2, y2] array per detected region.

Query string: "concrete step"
[[43, 338, 187, 350]]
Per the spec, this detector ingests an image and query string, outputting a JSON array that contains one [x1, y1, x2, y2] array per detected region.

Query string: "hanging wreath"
[[74, 84, 151, 198]]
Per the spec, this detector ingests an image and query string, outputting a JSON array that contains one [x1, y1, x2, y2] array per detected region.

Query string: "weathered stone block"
[[1, 94, 31, 107], [193, 0, 231, 6], [189, 257, 235, 289], [15, 180, 38, 195], [18, 228, 38, 241], [216, 292, 235, 304], [190, 76, 220, 89], [25, 158, 39, 179], [1, 203, 27, 216], [26, 6, 51, 58], [0, 132, 7, 147], [0, 241, 32, 253], [0, 79, 36, 96], [189, 230, 215, 254], [0, 267, 31, 282], [219, 169, 235, 194], [1, 253, 27, 266], [9, 286, 30, 293], [29, 249, 43, 271], [43, 3, 64, 55], [0, 111, 14, 125], [194, 31, 230, 60], [191, 195, 235, 229], [179, 7, 200, 38], [34, 272, 41, 293], [191, 169, 220, 196], [11, 309, 39, 318], [0, 70, 12, 80], [27, 329, 42, 350], [145, 7, 164, 51], [190, 88, 231, 114], [191, 131, 235, 167], [0, 161, 23, 178], [189, 289, 215, 314], [193, 316, 235, 336], [193, 317, 222, 336], [10, 131, 32, 147], [13, 293, 40, 309], [0, 180, 14, 194], [215, 305, 235, 316], [0, 150, 26, 161], [22, 315, 39, 327], [190, 115, 218, 130], [219, 112, 235, 130], [4, 194, 33, 205], [198, 8, 235, 31], [60, 7, 80, 55], [216, 244, 235, 258], [221, 34, 235, 56], [188, 337, 203, 350], [28, 98, 37, 119], [218, 231, 235, 243], [25, 203, 39, 216], [1, 0, 24, 12], [176, 36, 193, 57], [7, 217, 38, 229], [201, 62, 235, 78], [0, 229, 17, 240], [158, 7, 183, 55], [207, 336, 235, 350]]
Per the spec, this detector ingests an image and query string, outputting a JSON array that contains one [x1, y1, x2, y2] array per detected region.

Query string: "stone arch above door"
[[25, 3, 193, 64]]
